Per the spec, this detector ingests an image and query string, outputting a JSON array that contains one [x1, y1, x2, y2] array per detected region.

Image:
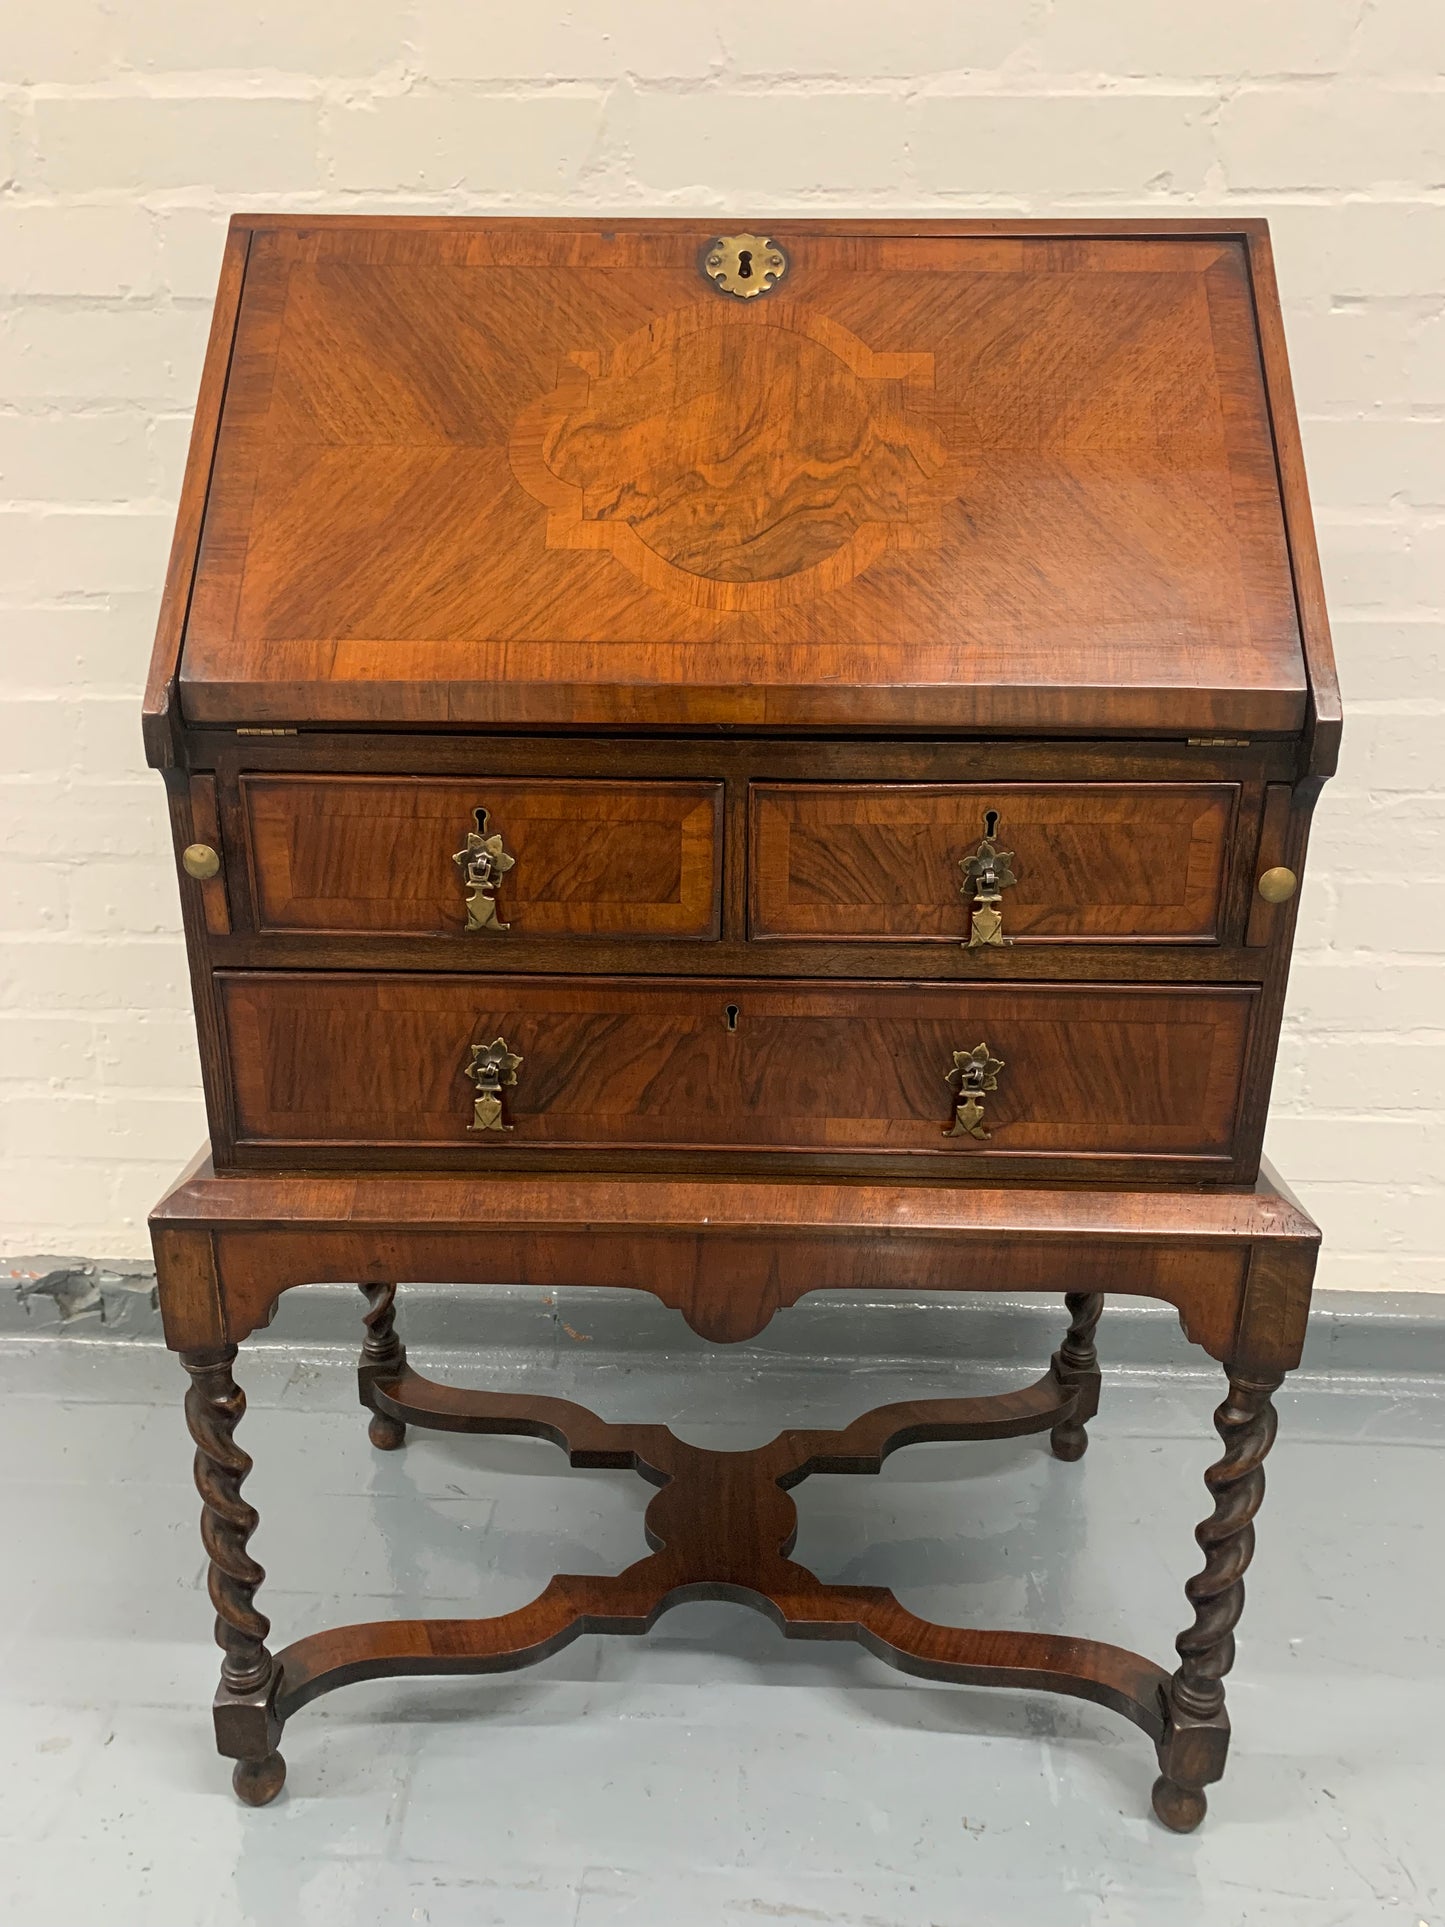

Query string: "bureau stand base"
[[234, 1351, 1215, 1825], [158, 1161, 1319, 1832]]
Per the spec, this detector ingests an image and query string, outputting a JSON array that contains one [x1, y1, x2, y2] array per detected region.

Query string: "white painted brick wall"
[[1, 2, 1441, 1287]]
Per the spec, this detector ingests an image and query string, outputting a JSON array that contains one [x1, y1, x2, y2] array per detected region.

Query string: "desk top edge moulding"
[[143, 215, 1335, 1831]]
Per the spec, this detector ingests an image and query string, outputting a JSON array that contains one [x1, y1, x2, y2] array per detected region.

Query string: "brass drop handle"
[[945, 1042, 1004, 1140], [466, 1036, 522, 1132], [958, 813, 1018, 949], [452, 808, 515, 932]]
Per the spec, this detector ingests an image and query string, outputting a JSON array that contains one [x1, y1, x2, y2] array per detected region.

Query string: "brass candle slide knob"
[[466, 1037, 522, 1133], [452, 808, 515, 932], [181, 843, 220, 880], [1257, 866, 1298, 904], [945, 1042, 1004, 1140], [958, 817, 1018, 949]]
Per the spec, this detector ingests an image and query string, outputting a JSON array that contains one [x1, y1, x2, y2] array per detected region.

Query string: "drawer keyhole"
[[724, 1003, 740, 1032], [983, 808, 1000, 838]]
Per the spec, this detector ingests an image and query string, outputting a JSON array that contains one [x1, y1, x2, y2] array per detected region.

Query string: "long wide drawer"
[[241, 776, 722, 938], [219, 973, 1256, 1164], [749, 783, 1237, 942]]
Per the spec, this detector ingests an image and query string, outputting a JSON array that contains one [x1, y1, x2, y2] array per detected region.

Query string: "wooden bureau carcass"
[[145, 217, 1335, 1829]]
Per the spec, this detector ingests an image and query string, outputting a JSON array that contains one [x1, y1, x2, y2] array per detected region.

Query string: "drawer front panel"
[[220, 973, 1254, 1162], [750, 783, 1236, 942], [242, 777, 722, 938]]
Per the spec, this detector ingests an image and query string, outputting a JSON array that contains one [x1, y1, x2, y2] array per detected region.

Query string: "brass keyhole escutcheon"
[[182, 843, 220, 880], [703, 232, 788, 299]]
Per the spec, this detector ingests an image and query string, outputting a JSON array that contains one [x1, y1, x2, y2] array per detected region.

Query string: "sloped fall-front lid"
[[172, 218, 1311, 736]]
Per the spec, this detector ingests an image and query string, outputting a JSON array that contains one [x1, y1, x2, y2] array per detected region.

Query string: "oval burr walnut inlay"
[[509, 305, 947, 611]]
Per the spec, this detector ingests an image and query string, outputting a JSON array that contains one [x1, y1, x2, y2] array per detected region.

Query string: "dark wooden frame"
[[154, 1152, 1318, 1831]]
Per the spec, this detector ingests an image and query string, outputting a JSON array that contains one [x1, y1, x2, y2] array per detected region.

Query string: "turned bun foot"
[[1151, 1774, 1207, 1833], [233, 1753, 287, 1806], [1049, 1421, 1089, 1462], [368, 1411, 407, 1451]]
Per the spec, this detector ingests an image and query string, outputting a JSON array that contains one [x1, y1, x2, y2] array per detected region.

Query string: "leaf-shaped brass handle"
[[958, 814, 1018, 949], [452, 808, 515, 932], [466, 1036, 522, 1133], [945, 1041, 1004, 1140]]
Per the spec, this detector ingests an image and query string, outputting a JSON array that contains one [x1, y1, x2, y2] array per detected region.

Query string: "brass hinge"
[[1188, 737, 1249, 747], [236, 727, 298, 736]]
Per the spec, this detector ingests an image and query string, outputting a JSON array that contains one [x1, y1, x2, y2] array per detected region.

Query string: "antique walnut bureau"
[[144, 216, 1337, 1830]]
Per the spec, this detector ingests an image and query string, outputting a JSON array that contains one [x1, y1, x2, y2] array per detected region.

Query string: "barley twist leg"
[[1153, 1369, 1282, 1832], [1049, 1290, 1104, 1461], [359, 1282, 407, 1450], [182, 1346, 286, 1805]]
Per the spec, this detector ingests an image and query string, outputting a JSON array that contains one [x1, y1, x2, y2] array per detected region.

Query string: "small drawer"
[[749, 783, 1237, 944], [241, 776, 722, 939], [220, 972, 1255, 1167]]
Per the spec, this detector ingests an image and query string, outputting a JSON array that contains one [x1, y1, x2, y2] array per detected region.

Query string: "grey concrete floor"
[[1, 1322, 1441, 1927]]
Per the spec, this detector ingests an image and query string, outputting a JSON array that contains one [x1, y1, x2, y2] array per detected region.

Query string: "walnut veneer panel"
[[219, 973, 1254, 1162], [750, 783, 1236, 942], [243, 776, 721, 938], [179, 222, 1304, 734], [153, 1151, 1319, 1361]]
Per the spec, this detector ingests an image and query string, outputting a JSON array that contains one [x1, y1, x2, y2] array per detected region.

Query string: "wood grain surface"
[[242, 775, 721, 937], [750, 781, 1236, 941], [216, 971, 1255, 1161], [1242, 227, 1341, 785], [142, 222, 251, 768], [150, 1150, 1318, 1362], [176, 220, 1306, 735], [187, 773, 232, 936], [270, 1368, 1173, 1743]]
